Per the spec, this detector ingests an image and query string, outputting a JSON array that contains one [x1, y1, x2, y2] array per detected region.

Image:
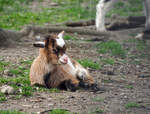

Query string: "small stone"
[[124, 96, 127, 99], [48, 98, 52, 101], [18, 88, 22, 93], [135, 33, 143, 39], [35, 35, 41, 41], [36, 87, 39, 90], [48, 103, 53, 106], [50, 2, 58, 6], [120, 93, 125, 96], [1, 85, 15, 94], [137, 99, 143, 103], [3, 70, 9, 75]]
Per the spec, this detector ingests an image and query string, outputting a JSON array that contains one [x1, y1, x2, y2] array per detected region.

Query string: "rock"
[[1, 85, 15, 94], [48, 103, 53, 106], [124, 96, 128, 99], [18, 88, 22, 93], [35, 35, 41, 41], [50, 2, 58, 6], [3, 69, 13, 77], [137, 99, 143, 103], [3, 69, 9, 75]]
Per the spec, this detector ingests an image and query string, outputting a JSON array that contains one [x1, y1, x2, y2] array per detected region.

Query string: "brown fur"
[[47, 65, 79, 88], [30, 33, 80, 90], [30, 32, 97, 91]]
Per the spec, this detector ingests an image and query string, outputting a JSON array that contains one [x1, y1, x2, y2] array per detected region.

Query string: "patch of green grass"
[[21, 86, 33, 96], [0, 78, 9, 84], [78, 59, 101, 70], [0, 92, 7, 103], [49, 109, 70, 114], [0, 0, 98, 30], [0, 110, 27, 114], [136, 40, 146, 51], [124, 39, 150, 59], [0, 97, 7, 103], [38, 87, 60, 93], [125, 102, 140, 109], [0, 0, 30, 13], [12, 95, 22, 100], [21, 59, 33, 65], [125, 85, 134, 89], [89, 108, 104, 114], [0, 61, 9, 72], [9, 69, 22, 76], [125, 38, 147, 51], [0, 76, 32, 97], [92, 97, 104, 102], [49, 88, 60, 93], [103, 79, 113, 83], [130, 59, 141, 65], [107, 0, 143, 17], [129, 33, 137, 37], [0, 59, 32, 98], [0, 0, 143, 30], [100, 58, 115, 65], [64, 35, 77, 40], [97, 40, 126, 58]]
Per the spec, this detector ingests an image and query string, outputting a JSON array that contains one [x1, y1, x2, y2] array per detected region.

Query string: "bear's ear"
[[33, 41, 45, 48]]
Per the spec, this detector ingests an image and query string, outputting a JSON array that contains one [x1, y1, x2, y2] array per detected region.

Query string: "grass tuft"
[[0, 0, 143, 30], [64, 35, 77, 40], [125, 102, 140, 109], [100, 58, 115, 65], [21, 86, 33, 96], [0, 92, 7, 103], [107, 0, 143, 17], [125, 85, 134, 89], [97, 40, 126, 58], [89, 108, 104, 114], [92, 97, 104, 102], [78, 59, 101, 70], [0, 60, 9, 72], [49, 109, 70, 114], [0, 110, 27, 114]]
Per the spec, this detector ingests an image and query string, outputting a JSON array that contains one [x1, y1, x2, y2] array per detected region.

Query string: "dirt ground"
[[0, 26, 150, 114], [0, 0, 150, 113]]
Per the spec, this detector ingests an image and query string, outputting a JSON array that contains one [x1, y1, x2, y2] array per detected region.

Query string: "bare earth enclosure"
[[0, 27, 150, 114], [0, 0, 150, 114]]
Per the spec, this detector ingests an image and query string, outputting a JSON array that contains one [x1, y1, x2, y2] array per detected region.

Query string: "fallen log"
[[65, 20, 95, 27], [107, 16, 146, 30], [0, 28, 24, 46], [64, 16, 146, 30], [23, 25, 114, 37]]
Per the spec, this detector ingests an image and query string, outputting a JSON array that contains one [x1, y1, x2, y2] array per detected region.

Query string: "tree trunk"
[[144, 0, 150, 33]]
